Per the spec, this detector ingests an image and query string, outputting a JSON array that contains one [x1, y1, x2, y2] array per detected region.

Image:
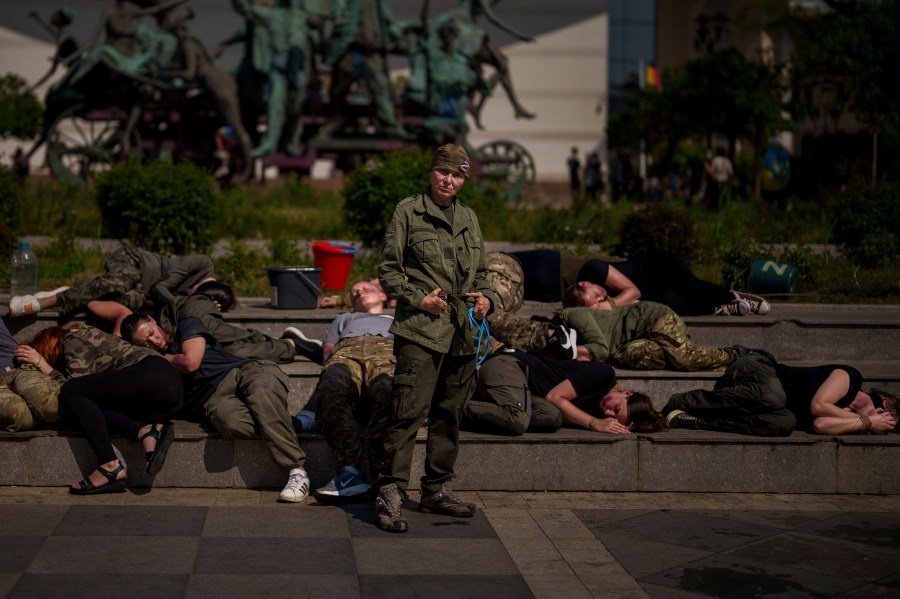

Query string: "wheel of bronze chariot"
[[473, 139, 537, 203], [45, 103, 143, 185]]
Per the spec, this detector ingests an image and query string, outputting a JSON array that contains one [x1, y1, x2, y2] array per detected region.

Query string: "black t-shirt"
[[509, 350, 616, 417], [576, 259, 636, 298], [775, 363, 863, 429], [171, 317, 250, 414]]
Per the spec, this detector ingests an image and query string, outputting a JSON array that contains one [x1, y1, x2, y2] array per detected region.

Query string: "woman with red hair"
[[15, 325, 182, 495]]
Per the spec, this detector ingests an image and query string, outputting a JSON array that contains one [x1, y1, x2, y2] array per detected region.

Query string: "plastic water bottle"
[[10, 241, 38, 297]]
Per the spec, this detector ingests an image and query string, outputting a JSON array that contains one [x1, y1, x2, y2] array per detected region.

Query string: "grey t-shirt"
[[325, 312, 394, 344]]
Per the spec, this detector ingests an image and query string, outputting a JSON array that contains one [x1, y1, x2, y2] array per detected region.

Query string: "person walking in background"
[[372, 144, 499, 533], [567, 147, 581, 202], [704, 147, 733, 209], [583, 151, 602, 201]]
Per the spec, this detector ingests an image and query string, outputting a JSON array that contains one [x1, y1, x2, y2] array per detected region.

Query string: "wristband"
[[860, 415, 873, 434], [588, 417, 598, 431]]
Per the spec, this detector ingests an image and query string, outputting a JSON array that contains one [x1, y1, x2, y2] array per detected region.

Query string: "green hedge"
[[95, 161, 217, 253]]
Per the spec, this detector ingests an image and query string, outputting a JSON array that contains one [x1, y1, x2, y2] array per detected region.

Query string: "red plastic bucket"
[[312, 241, 358, 290]]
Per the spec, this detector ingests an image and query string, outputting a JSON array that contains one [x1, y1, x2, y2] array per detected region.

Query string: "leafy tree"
[[785, 0, 897, 180], [608, 47, 788, 191], [0, 74, 42, 140]]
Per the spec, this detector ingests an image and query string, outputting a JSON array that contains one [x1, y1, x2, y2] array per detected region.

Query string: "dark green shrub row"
[[95, 160, 217, 254], [830, 183, 900, 267]]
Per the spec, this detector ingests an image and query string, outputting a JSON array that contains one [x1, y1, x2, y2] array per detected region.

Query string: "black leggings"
[[60, 355, 183, 465]]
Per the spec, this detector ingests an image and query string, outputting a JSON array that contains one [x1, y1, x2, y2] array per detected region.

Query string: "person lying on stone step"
[[0, 317, 62, 433], [317, 277, 397, 310], [663, 348, 899, 436], [158, 280, 323, 364], [492, 301, 746, 371], [300, 279, 396, 502], [121, 313, 311, 503], [16, 324, 182, 495], [8, 245, 216, 335], [461, 348, 665, 436], [484, 249, 768, 325]]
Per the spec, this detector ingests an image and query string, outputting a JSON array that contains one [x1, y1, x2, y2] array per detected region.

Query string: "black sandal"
[[69, 463, 127, 495], [141, 422, 175, 476]]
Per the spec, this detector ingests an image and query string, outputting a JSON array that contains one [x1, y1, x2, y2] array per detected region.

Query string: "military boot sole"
[[418, 503, 476, 518], [376, 517, 409, 533]]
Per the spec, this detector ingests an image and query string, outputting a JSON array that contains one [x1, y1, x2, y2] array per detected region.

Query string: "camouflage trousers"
[[484, 252, 550, 351], [312, 335, 395, 472], [57, 247, 147, 317], [615, 311, 743, 371], [0, 366, 61, 432]]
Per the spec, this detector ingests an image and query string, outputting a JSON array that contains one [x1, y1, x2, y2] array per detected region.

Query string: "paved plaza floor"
[[1, 488, 898, 598]]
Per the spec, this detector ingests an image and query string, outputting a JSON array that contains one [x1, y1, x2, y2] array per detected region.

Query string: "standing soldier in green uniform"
[[372, 144, 499, 533]]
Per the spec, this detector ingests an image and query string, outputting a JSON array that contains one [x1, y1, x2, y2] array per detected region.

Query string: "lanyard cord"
[[468, 307, 491, 365]]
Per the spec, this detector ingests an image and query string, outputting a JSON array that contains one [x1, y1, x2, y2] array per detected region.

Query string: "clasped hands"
[[418, 289, 489, 320]]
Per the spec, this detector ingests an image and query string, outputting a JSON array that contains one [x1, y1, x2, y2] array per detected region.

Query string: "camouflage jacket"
[[62, 327, 156, 378]]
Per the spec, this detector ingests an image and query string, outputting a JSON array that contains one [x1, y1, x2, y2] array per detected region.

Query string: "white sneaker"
[[214, 165, 230, 178], [35, 286, 69, 300], [8, 295, 40, 317], [736, 292, 770, 315], [278, 468, 310, 503]]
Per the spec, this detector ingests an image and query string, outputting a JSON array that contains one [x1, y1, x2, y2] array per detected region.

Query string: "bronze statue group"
[[27, 0, 539, 182], [3, 144, 897, 534]]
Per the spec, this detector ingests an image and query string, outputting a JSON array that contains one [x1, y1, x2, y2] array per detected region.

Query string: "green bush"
[[343, 149, 432, 249], [0, 74, 42, 140], [831, 183, 900, 266], [342, 149, 481, 249], [614, 203, 699, 260], [95, 160, 218, 253], [0, 164, 19, 236]]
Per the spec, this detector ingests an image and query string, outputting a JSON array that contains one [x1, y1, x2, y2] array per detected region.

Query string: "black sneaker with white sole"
[[665, 409, 706, 429], [282, 327, 324, 364], [544, 325, 578, 360]]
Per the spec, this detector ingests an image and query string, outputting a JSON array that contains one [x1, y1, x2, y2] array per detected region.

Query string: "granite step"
[[2, 423, 897, 495]]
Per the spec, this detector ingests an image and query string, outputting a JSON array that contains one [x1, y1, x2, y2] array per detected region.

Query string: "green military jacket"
[[379, 188, 498, 354], [559, 302, 669, 363]]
